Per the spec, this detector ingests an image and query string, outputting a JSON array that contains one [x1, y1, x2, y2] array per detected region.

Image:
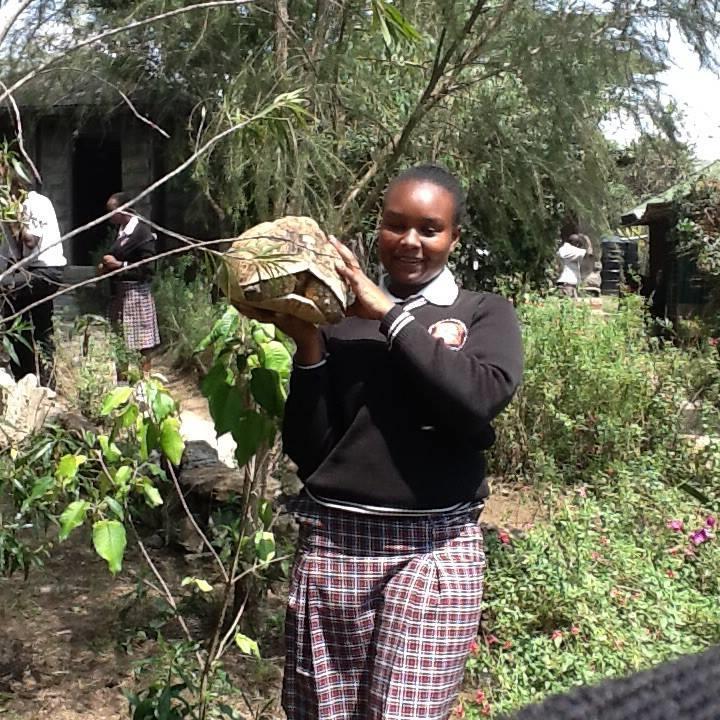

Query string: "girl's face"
[[378, 179, 459, 296]]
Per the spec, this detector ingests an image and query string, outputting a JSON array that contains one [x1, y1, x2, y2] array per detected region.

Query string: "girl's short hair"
[[387, 164, 466, 225]]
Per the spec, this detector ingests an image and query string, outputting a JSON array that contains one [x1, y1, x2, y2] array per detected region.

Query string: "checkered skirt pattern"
[[110, 281, 160, 351], [282, 496, 485, 720]]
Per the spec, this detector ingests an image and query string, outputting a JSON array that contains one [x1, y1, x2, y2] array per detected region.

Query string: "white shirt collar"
[[119, 215, 139, 237], [380, 266, 459, 306]]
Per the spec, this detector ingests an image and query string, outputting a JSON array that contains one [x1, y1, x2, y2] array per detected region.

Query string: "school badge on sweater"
[[428, 319, 468, 350]]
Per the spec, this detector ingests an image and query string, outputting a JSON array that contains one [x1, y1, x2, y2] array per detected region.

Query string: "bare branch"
[[0, 0, 258, 106], [0, 0, 34, 47], [167, 463, 229, 583]]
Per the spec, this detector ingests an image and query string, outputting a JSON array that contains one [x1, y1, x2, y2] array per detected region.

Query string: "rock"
[[0, 371, 56, 447]]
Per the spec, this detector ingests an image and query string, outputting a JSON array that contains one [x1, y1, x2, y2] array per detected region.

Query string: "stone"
[[0, 371, 56, 447]]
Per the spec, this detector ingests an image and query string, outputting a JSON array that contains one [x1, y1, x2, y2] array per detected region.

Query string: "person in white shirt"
[[0, 164, 66, 383], [556, 233, 593, 298]]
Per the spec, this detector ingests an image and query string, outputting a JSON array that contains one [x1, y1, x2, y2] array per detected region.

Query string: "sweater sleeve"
[[380, 294, 523, 437], [115, 224, 156, 281], [281, 338, 338, 477]]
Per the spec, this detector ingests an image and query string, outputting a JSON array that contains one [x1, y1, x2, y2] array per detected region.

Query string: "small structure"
[[621, 160, 720, 320]]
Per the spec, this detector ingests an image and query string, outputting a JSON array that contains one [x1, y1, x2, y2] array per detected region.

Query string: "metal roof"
[[621, 160, 720, 226]]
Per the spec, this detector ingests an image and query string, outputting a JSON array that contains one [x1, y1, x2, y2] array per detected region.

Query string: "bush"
[[462, 474, 720, 718], [152, 256, 226, 368], [491, 295, 720, 494]]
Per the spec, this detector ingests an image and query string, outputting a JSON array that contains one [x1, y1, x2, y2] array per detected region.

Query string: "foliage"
[[196, 306, 292, 469], [0, 377, 183, 576], [15, 0, 715, 284], [55, 315, 140, 421], [152, 256, 226, 369], [491, 295, 720, 498], [460, 475, 720, 718]]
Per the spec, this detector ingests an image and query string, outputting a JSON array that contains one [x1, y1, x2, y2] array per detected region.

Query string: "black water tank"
[[601, 238, 624, 295]]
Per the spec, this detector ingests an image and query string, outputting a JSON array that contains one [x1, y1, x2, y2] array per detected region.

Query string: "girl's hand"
[[102, 254, 123, 271], [329, 236, 394, 321]]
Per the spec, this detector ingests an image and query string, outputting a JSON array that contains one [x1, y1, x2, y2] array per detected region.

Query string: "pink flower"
[[486, 634, 500, 646], [666, 569, 676, 579], [503, 640, 513, 650], [469, 639, 480, 656], [475, 690, 486, 703], [452, 703, 465, 717], [577, 486, 588, 498], [666, 519, 684, 531], [498, 530, 511, 545], [706, 516, 716, 528], [590, 550, 603, 561], [690, 527, 712, 546], [709, 337, 718, 347], [570, 626, 581, 636], [480, 704, 492, 717], [551, 630, 563, 640]]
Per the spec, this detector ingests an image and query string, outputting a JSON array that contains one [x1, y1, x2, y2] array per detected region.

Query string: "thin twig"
[[0, 1, 258, 106], [167, 462, 229, 582]]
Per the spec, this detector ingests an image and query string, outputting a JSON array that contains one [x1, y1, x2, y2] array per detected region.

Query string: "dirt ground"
[[0, 362, 546, 719]]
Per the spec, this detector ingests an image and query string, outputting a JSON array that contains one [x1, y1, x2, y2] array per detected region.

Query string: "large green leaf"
[[114, 465, 132, 488], [214, 385, 246, 436], [160, 417, 185, 465], [56, 454, 87, 482], [92, 520, 127, 575], [254, 530, 276, 563], [195, 305, 240, 353], [59, 500, 90, 540], [250, 368, 285, 417], [98, 435, 122, 463], [233, 411, 273, 467], [234, 632, 260, 658], [151, 391, 176, 423], [142, 481, 163, 508], [258, 340, 292, 380], [100, 386, 134, 416]]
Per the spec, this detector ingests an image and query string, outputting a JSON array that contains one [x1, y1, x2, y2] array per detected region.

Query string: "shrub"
[[152, 256, 225, 368], [462, 474, 720, 718], [491, 295, 720, 494]]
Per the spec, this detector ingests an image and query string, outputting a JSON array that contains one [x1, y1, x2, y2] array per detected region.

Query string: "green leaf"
[[254, 530, 276, 563], [258, 499, 273, 530], [201, 361, 230, 400], [118, 404, 139, 429], [92, 520, 126, 575], [195, 305, 240, 352], [58, 500, 90, 540], [234, 632, 260, 658], [151, 391, 176, 423], [258, 340, 292, 380], [104, 495, 125, 520], [100, 386, 134, 416], [56, 454, 87, 482], [114, 465, 132, 488], [213, 385, 245, 436], [181, 576, 214, 593], [98, 435, 122, 463], [250, 368, 285, 417], [160, 417, 185, 465], [142, 482, 163, 508], [233, 411, 272, 468]]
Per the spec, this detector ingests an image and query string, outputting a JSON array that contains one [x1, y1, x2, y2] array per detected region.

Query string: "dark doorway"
[[72, 135, 122, 264]]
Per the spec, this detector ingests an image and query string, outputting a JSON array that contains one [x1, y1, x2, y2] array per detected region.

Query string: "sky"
[[607, 33, 720, 165]]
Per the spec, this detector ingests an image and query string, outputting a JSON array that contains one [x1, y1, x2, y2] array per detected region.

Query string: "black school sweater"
[[282, 289, 523, 511]]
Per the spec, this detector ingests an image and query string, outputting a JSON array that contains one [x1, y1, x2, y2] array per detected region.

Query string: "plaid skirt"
[[282, 495, 485, 720], [110, 281, 160, 351]]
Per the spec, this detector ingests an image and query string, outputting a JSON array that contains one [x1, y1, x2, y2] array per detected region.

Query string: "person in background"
[[0, 163, 66, 383], [557, 232, 593, 298], [98, 192, 159, 376], [252, 164, 523, 720]]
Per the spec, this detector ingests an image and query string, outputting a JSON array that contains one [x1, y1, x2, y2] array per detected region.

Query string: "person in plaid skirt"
[[98, 192, 160, 376], [264, 165, 523, 719]]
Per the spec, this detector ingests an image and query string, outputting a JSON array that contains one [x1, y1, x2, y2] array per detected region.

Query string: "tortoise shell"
[[218, 216, 347, 325]]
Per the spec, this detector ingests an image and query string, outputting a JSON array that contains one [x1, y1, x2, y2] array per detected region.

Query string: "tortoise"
[[217, 216, 348, 325]]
